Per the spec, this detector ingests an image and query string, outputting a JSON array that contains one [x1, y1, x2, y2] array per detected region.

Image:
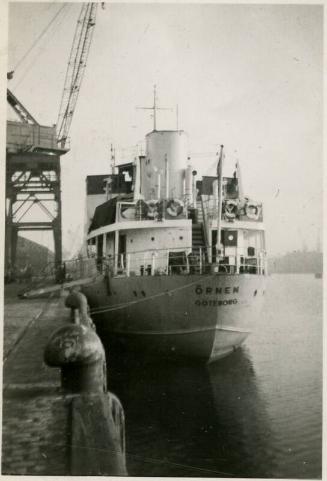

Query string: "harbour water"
[[108, 274, 322, 478]]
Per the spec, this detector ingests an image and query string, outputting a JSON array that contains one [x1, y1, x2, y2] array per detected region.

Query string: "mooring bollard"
[[45, 290, 106, 393], [44, 291, 127, 475], [65, 291, 95, 329], [44, 323, 106, 393]]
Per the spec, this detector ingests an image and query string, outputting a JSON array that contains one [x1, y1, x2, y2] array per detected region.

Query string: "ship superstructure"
[[85, 130, 265, 281], [81, 96, 267, 363]]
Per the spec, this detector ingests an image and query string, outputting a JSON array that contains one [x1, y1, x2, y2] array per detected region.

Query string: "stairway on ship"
[[189, 199, 208, 272], [196, 200, 204, 223], [190, 222, 207, 273], [192, 223, 205, 254], [191, 200, 205, 253]]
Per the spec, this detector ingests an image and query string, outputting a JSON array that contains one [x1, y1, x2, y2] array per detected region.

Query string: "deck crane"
[[56, 3, 98, 148]]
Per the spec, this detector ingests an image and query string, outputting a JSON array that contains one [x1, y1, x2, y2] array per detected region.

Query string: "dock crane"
[[5, 3, 98, 282], [56, 3, 98, 148], [7, 2, 98, 147]]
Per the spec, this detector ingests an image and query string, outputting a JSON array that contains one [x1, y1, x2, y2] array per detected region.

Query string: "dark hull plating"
[[82, 273, 266, 363]]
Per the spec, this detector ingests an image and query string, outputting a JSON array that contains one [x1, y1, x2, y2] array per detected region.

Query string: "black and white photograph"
[[1, 1, 323, 478]]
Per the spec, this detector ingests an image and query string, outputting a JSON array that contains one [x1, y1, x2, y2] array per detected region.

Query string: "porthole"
[[253, 290, 257, 297], [179, 236, 183, 240], [151, 237, 155, 241]]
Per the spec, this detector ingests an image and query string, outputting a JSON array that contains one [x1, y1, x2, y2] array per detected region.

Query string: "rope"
[[13, 4, 67, 72], [90, 273, 215, 315]]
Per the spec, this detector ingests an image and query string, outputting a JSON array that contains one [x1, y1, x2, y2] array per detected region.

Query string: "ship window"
[[130, 239, 133, 243], [179, 236, 183, 240], [151, 237, 155, 241]]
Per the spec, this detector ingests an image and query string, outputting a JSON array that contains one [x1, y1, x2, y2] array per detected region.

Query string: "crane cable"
[[13, 4, 67, 72], [12, 4, 73, 89]]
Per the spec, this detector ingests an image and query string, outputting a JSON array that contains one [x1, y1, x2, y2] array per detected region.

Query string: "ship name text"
[[195, 298, 238, 307], [195, 286, 239, 295]]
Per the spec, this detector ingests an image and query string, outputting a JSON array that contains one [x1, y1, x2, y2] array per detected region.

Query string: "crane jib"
[[56, 3, 98, 148]]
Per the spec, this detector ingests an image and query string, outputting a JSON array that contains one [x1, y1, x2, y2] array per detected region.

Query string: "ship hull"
[[81, 273, 266, 363]]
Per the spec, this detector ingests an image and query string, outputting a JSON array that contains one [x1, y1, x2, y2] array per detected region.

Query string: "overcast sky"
[[6, 2, 323, 257]]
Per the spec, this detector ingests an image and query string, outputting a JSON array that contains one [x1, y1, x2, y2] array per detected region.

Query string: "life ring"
[[245, 202, 261, 220], [166, 199, 184, 217], [224, 199, 238, 219], [135, 199, 148, 219], [146, 200, 158, 219]]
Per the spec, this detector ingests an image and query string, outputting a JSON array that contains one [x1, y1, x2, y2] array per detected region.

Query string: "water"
[[107, 274, 322, 478]]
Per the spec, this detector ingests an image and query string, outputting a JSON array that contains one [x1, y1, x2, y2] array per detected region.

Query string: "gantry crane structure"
[[5, 3, 98, 280]]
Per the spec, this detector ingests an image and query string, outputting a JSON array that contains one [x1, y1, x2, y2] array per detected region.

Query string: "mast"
[[235, 160, 244, 201], [216, 145, 224, 258], [110, 143, 115, 174], [165, 154, 169, 199], [153, 85, 157, 130], [136, 85, 172, 131]]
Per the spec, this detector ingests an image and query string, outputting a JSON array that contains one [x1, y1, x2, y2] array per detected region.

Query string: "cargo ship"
[[81, 109, 267, 363]]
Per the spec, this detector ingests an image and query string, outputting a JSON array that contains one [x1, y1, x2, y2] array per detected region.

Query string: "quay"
[[2, 284, 127, 476]]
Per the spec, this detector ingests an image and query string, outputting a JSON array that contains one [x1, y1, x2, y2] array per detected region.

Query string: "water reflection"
[[207, 348, 275, 477], [108, 348, 273, 477], [104, 275, 322, 479]]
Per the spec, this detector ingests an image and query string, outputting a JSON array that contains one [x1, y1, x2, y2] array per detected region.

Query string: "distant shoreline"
[[268, 250, 322, 275]]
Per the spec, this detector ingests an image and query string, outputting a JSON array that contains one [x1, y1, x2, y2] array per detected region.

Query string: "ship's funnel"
[[140, 130, 188, 200]]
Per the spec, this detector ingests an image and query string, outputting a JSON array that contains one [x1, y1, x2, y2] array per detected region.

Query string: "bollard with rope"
[[44, 290, 127, 476]]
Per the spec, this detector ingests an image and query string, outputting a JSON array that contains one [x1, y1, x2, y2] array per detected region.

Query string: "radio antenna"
[[136, 85, 173, 131]]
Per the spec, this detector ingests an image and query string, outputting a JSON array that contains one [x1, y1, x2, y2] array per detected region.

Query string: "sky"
[[4, 2, 323, 257]]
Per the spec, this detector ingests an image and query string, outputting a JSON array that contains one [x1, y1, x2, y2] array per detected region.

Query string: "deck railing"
[[96, 245, 267, 277], [38, 247, 267, 282], [12, 248, 267, 295]]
